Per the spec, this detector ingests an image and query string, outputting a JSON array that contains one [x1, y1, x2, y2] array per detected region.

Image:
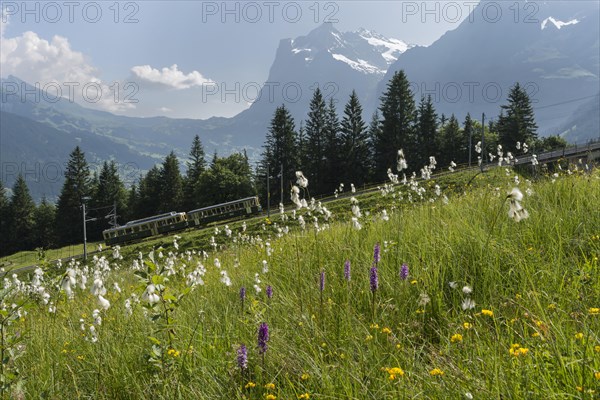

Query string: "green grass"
[[2, 168, 599, 399]]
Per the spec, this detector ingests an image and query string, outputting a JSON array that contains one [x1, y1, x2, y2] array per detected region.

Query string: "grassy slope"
[[6, 168, 600, 399]]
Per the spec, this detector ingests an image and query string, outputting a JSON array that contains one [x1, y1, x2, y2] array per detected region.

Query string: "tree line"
[[259, 70, 564, 199], [0, 138, 255, 255], [1, 69, 566, 256]]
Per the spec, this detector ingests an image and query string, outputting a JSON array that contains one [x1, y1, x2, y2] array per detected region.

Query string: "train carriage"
[[187, 196, 261, 227], [102, 196, 261, 246], [103, 212, 187, 246]]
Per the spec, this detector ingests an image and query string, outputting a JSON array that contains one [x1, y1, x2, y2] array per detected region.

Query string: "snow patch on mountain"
[[331, 53, 384, 74], [541, 17, 579, 30], [357, 29, 413, 64]]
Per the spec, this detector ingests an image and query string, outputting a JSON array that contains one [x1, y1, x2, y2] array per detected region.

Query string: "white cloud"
[[0, 15, 134, 113], [131, 64, 214, 89], [158, 106, 172, 113]]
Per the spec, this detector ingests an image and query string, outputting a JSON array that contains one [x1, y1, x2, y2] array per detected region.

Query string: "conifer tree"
[[136, 166, 162, 217], [323, 97, 341, 192], [463, 113, 475, 166], [438, 114, 462, 166], [261, 104, 298, 204], [305, 88, 328, 194], [340, 90, 370, 186], [415, 95, 438, 167], [159, 152, 183, 212], [34, 197, 57, 249], [7, 175, 36, 252], [56, 146, 92, 245], [0, 181, 9, 255], [183, 135, 207, 210], [367, 111, 382, 180], [497, 83, 538, 150], [376, 70, 417, 178]]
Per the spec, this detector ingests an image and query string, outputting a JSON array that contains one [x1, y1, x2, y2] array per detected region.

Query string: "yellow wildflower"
[[531, 332, 540, 338], [167, 348, 180, 357], [370, 323, 380, 329], [298, 394, 310, 400], [451, 333, 463, 343], [595, 371, 600, 380], [265, 395, 276, 400], [509, 344, 529, 357], [481, 309, 494, 317], [429, 368, 444, 376], [264, 383, 276, 390], [463, 322, 473, 330], [576, 386, 583, 393], [381, 327, 392, 334], [410, 280, 417, 285], [547, 304, 556, 310], [301, 373, 310, 381], [589, 308, 599, 315], [595, 345, 600, 353], [575, 332, 584, 340], [245, 382, 256, 389], [365, 335, 373, 341]]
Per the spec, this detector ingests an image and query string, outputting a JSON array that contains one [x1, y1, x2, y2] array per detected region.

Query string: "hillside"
[[2, 165, 599, 398]]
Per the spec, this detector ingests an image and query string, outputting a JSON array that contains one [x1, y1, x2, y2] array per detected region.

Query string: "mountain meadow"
[[1, 164, 599, 399]]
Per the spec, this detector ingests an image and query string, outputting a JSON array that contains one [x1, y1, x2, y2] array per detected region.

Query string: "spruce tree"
[[183, 135, 207, 210], [136, 166, 162, 217], [376, 70, 417, 178], [0, 181, 9, 255], [92, 161, 128, 235], [323, 98, 341, 192], [305, 88, 328, 194], [34, 197, 57, 249], [415, 95, 438, 167], [296, 122, 308, 171], [497, 83, 538, 150], [340, 90, 370, 186], [7, 175, 36, 252], [438, 114, 462, 167], [56, 146, 92, 245], [262, 104, 298, 204], [159, 152, 183, 212], [367, 111, 382, 181], [463, 113, 475, 166]]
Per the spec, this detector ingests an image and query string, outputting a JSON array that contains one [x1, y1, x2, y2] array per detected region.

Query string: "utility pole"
[[468, 125, 472, 168], [82, 202, 87, 261], [266, 161, 270, 217], [82, 198, 97, 262], [280, 163, 284, 206], [480, 113, 485, 172]]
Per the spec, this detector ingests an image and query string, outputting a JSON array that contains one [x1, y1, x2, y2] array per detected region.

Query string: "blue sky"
[[1, 1, 478, 118]]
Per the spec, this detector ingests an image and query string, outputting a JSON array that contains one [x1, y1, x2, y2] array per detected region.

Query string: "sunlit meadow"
[[1, 160, 599, 399]]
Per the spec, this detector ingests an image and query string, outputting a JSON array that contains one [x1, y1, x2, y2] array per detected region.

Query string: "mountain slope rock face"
[[239, 23, 413, 127], [377, 0, 599, 135]]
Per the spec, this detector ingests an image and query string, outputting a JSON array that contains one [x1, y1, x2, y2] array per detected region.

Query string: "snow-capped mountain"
[[239, 23, 413, 127], [287, 24, 413, 75]]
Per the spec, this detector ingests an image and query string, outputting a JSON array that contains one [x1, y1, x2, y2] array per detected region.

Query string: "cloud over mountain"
[[131, 64, 214, 89]]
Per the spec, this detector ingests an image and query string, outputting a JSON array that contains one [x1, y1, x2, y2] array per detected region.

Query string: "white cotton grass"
[[290, 185, 302, 209], [397, 149, 408, 171], [142, 284, 160, 305], [296, 171, 308, 188], [507, 187, 529, 222]]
